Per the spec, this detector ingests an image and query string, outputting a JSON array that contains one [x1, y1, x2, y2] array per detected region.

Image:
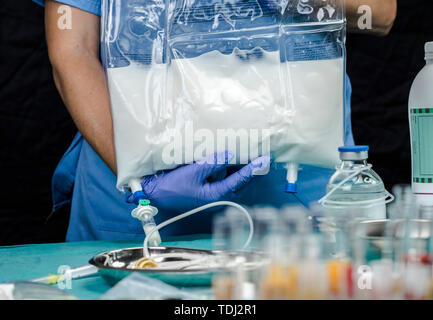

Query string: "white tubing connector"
[[285, 162, 299, 193]]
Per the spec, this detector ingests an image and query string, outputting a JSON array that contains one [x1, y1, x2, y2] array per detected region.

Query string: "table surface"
[[0, 234, 213, 300]]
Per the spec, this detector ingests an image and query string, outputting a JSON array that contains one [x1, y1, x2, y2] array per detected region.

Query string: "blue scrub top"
[[34, 0, 355, 241]]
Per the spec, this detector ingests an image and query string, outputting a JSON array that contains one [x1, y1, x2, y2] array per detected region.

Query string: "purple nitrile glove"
[[127, 151, 271, 213]]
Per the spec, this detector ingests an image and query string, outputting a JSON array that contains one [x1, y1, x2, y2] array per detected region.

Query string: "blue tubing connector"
[[130, 190, 147, 205], [285, 182, 297, 193]]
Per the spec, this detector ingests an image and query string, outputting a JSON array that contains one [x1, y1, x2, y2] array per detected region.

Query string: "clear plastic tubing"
[[142, 201, 254, 258]]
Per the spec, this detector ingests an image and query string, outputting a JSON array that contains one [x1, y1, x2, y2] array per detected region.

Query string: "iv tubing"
[[142, 201, 253, 258]]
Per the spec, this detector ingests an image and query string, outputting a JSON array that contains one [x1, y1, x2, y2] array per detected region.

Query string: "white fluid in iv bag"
[[107, 50, 344, 190]]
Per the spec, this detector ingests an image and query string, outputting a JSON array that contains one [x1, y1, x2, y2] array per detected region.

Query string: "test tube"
[[400, 220, 432, 299], [352, 220, 397, 300], [248, 207, 283, 300], [297, 233, 328, 299], [212, 207, 258, 300], [212, 212, 236, 300], [258, 206, 299, 300], [389, 193, 433, 300], [319, 205, 366, 299], [258, 205, 328, 300]]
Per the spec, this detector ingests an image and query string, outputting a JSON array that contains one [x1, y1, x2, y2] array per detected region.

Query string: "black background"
[[347, 0, 433, 190], [0, 0, 76, 245], [1, 0, 433, 245]]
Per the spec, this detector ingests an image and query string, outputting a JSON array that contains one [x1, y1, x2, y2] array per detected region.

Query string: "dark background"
[[0, 0, 432, 245], [0, 0, 76, 245], [347, 0, 433, 190]]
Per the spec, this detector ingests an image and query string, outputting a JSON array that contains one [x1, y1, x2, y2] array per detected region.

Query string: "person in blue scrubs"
[[34, 0, 395, 242]]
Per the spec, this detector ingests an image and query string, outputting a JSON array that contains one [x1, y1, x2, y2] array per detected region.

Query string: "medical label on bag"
[[411, 108, 433, 183]]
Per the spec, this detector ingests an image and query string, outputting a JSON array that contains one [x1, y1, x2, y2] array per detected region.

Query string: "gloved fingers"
[[140, 174, 160, 199], [207, 167, 228, 183], [191, 150, 234, 182], [250, 154, 272, 176], [209, 155, 272, 196]]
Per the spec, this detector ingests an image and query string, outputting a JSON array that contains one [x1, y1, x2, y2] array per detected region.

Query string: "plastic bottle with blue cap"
[[319, 145, 394, 220]]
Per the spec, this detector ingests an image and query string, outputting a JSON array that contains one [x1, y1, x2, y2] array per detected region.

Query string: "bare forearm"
[[346, 0, 397, 36], [51, 54, 117, 173], [45, 1, 116, 173]]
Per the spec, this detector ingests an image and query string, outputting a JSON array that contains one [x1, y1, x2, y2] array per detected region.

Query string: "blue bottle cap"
[[338, 145, 369, 153], [338, 146, 369, 161]]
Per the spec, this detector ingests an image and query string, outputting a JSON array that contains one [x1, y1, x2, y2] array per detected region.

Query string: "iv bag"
[[101, 0, 347, 190]]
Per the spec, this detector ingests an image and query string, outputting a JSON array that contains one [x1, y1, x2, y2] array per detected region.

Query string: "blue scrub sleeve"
[[32, 0, 101, 16]]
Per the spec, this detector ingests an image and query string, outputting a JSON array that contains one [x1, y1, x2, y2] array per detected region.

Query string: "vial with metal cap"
[[320, 146, 393, 220]]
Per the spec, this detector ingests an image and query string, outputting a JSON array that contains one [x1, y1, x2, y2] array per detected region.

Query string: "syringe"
[[31, 264, 98, 285]]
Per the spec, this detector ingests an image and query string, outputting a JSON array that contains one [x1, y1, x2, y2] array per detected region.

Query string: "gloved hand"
[[127, 151, 271, 213]]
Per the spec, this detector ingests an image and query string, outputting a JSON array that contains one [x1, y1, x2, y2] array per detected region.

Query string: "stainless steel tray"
[[355, 219, 432, 258], [89, 246, 264, 287], [359, 219, 432, 239]]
